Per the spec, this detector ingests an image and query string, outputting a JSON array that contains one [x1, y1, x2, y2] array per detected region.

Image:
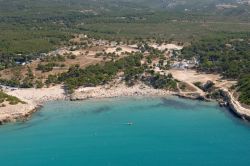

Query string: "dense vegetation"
[[237, 75, 250, 105], [182, 33, 250, 79], [181, 33, 250, 104], [37, 63, 65, 73], [144, 73, 177, 90], [57, 53, 144, 93], [59, 54, 143, 89], [0, 0, 250, 70], [43, 53, 177, 93]]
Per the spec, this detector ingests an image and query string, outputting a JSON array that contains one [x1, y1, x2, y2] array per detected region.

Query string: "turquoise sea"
[[0, 97, 250, 166]]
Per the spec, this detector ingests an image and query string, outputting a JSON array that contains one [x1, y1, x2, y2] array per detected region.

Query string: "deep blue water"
[[0, 97, 250, 166]]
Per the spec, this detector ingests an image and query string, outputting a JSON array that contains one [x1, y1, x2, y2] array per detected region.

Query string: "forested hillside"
[[0, 0, 249, 104], [181, 33, 250, 104], [0, 0, 249, 63]]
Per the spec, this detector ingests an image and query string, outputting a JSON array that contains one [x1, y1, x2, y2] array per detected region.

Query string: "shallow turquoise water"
[[0, 97, 250, 166]]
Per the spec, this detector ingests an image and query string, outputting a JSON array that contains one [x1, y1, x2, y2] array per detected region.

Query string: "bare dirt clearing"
[[169, 69, 236, 94]]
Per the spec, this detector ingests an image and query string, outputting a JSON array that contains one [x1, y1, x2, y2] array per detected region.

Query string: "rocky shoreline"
[[0, 85, 66, 124], [220, 89, 250, 120], [174, 92, 211, 101], [0, 107, 38, 125]]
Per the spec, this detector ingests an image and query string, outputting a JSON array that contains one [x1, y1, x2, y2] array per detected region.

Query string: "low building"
[[171, 61, 189, 70]]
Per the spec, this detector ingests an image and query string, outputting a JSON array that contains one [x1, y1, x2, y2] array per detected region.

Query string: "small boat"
[[126, 122, 133, 125]]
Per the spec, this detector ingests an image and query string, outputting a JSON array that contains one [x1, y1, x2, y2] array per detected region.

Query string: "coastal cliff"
[[221, 89, 250, 120]]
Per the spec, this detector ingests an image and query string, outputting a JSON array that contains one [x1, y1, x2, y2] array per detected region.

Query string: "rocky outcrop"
[[174, 90, 213, 102], [0, 85, 66, 125], [0, 106, 38, 125], [221, 89, 250, 120]]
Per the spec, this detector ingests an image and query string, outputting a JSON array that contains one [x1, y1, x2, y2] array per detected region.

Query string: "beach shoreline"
[[0, 82, 173, 124], [1, 81, 249, 124]]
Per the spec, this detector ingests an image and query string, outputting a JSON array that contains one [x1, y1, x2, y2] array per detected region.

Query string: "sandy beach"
[[0, 82, 172, 124]]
